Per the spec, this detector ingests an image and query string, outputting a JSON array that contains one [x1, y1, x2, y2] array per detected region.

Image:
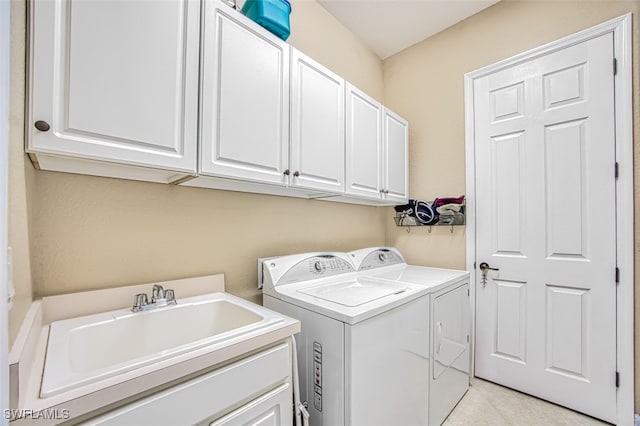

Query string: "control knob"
[[314, 261, 323, 272]]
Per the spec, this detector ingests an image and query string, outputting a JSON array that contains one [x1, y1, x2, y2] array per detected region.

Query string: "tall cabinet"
[[27, 0, 200, 182]]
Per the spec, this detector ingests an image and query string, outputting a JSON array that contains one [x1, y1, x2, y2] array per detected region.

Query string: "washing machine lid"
[[261, 252, 431, 324], [297, 279, 409, 307], [371, 266, 469, 285]]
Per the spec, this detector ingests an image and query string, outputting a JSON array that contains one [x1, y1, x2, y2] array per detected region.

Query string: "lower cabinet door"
[[82, 343, 291, 425], [209, 383, 292, 426]]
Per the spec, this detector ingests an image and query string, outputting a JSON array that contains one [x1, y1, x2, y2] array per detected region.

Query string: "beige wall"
[[383, 0, 640, 409], [8, 0, 385, 342], [8, 0, 34, 346], [289, 0, 383, 101]]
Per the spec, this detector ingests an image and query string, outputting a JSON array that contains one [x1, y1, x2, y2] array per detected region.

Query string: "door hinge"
[[615, 162, 619, 179], [613, 58, 618, 75], [616, 267, 620, 284], [616, 371, 620, 388]]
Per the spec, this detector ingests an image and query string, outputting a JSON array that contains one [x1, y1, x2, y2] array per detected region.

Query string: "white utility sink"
[[41, 292, 285, 398]]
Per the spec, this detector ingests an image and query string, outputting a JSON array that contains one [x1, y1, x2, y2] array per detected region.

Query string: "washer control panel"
[[313, 341, 323, 411], [277, 255, 354, 285], [357, 248, 404, 271]]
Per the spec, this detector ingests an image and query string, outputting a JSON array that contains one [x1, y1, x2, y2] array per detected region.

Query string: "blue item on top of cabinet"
[[241, 0, 291, 40]]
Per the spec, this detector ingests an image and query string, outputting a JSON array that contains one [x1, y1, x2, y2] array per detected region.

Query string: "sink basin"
[[41, 292, 285, 398]]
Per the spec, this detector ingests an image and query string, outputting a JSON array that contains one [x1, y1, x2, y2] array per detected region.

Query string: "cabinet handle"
[[34, 120, 50, 132], [384, 189, 389, 194], [293, 171, 300, 177], [283, 169, 290, 176]]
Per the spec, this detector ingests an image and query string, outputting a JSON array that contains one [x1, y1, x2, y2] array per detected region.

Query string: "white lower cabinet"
[[82, 343, 293, 426], [210, 384, 291, 426]]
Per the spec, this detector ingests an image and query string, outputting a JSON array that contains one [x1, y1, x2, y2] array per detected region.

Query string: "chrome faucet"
[[132, 284, 177, 312]]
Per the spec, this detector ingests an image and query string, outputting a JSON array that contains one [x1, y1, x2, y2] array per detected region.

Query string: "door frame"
[[463, 14, 633, 423]]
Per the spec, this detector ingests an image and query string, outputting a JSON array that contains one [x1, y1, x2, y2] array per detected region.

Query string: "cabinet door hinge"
[[613, 58, 618, 75], [616, 371, 620, 388], [615, 162, 619, 179], [616, 267, 620, 284]]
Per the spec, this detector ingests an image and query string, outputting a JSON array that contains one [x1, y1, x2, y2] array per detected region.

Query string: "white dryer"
[[350, 247, 471, 426], [260, 252, 432, 426]]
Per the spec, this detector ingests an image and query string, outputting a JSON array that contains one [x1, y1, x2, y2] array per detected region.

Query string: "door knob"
[[34, 120, 50, 132], [283, 169, 290, 176], [479, 262, 499, 288], [479, 262, 499, 272], [293, 171, 300, 177]]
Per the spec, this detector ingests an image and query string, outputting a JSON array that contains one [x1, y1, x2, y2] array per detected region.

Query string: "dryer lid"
[[297, 279, 409, 307]]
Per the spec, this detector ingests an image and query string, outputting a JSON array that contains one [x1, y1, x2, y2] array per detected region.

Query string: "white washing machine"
[[350, 247, 471, 426], [260, 252, 432, 426]]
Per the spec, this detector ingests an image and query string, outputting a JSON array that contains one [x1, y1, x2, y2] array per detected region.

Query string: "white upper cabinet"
[[27, 0, 200, 181], [199, 1, 290, 186], [27, 0, 408, 204], [345, 83, 383, 200], [382, 108, 409, 203], [290, 49, 345, 194], [344, 84, 409, 204]]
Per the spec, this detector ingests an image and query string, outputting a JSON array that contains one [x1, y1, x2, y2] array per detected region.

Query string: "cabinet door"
[[382, 108, 409, 203], [345, 84, 382, 200], [28, 0, 199, 172], [290, 49, 345, 193], [209, 383, 292, 426], [83, 343, 292, 425], [200, 2, 289, 186]]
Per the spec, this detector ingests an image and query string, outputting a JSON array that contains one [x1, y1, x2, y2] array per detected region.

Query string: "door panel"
[[544, 120, 587, 258], [473, 33, 616, 423], [545, 285, 589, 379], [491, 132, 525, 256], [493, 279, 527, 363]]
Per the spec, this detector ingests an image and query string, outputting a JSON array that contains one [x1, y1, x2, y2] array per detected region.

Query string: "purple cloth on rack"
[[433, 195, 465, 208]]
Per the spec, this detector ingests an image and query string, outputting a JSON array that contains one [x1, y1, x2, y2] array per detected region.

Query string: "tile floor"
[[443, 378, 609, 425]]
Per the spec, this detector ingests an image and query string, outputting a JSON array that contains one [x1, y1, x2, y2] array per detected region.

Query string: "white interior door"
[[473, 33, 617, 423]]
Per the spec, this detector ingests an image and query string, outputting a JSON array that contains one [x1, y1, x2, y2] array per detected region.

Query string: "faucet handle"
[[132, 293, 148, 312], [152, 284, 165, 302], [165, 289, 177, 305]]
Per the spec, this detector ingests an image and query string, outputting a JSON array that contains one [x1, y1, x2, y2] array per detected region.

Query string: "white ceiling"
[[316, 0, 500, 59]]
